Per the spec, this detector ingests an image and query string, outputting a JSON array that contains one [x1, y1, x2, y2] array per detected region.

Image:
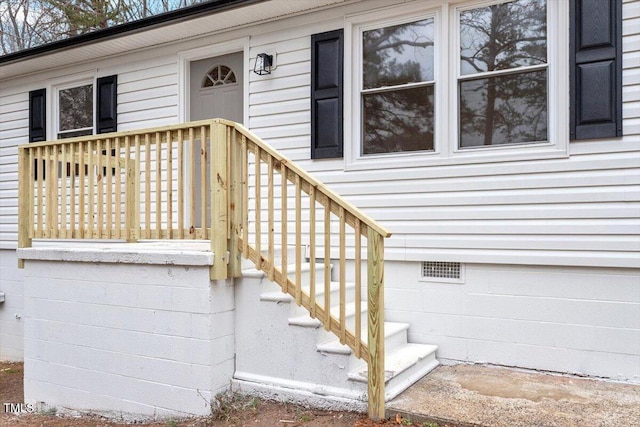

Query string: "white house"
[[0, 0, 638, 420]]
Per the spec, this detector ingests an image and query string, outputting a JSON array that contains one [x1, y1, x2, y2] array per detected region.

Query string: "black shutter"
[[97, 75, 118, 134], [570, 0, 622, 140], [311, 29, 343, 159], [29, 88, 46, 142]]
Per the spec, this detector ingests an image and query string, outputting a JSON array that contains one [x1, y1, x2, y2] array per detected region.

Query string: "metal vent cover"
[[420, 261, 464, 283]]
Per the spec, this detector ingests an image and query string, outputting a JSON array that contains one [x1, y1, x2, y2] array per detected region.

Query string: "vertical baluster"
[[115, 137, 122, 239], [96, 139, 104, 238], [177, 129, 184, 238], [88, 141, 95, 237], [60, 143, 67, 238], [268, 156, 274, 281], [242, 136, 249, 258], [254, 146, 261, 270], [339, 206, 346, 344], [354, 218, 362, 358], [229, 128, 242, 277], [28, 149, 35, 240], [189, 127, 196, 237], [51, 144, 59, 239], [44, 145, 52, 238], [124, 136, 131, 240], [167, 130, 173, 239], [36, 146, 43, 238], [78, 142, 85, 238], [280, 162, 287, 292], [309, 186, 316, 318], [134, 135, 141, 241], [200, 126, 207, 238], [324, 201, 331, 331], [226, 126, 232, 241], [69, 143, 76, 238], [144, 133, 151, 238], [155, 132, 162, 239], [295, 174, 302, 305], [106, 138, 112, 238]]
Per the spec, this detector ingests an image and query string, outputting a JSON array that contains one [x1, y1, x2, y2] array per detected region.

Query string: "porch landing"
[[387, 364, 640, 427], [18, 240, 214, 265]]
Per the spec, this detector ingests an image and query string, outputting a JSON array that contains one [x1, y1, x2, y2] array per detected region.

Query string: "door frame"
[[177, 37, 249, 229], [177, 37, 250, 124]]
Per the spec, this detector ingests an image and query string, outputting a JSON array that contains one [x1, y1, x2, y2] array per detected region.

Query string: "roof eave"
[[0, 0, 263, 66]]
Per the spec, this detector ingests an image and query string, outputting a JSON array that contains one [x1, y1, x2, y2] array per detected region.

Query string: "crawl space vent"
[[421, 261, 463, 282]]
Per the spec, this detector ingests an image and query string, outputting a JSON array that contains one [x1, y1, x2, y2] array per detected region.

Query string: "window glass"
[[363, 85, 434, 154], [459, 69, 547, 147], [203, 65, 237, 87], [458, 0, 548, 148], [459, 0, 547, 75], [363, 18, 434, 88], [58, 84, 93, 139], [362, 17, 435, 155]]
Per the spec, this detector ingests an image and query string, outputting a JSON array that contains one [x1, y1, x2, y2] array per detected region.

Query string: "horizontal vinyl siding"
[[248, 1, 640, 268], [0, 0, 638, 268], [117, 58, 179, 130], [622, 1, 640, 136], [0, 90, 28, 248], [248, 32, 312, 162]]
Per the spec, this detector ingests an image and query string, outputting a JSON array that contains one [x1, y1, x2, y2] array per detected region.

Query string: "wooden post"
[[210, 121, 228, 281], [228, 127, 242, 278], [18, 147, 33, 268], [367, 229, 385, 421]]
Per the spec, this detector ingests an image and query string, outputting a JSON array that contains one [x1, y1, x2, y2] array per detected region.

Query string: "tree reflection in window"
[[362, 18, 435, 155], [202, 65, 237, 87], [459, 0, 548, 148], [58, 84, 93, 139]]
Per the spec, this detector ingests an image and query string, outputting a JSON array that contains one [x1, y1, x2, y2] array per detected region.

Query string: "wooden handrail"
[[220, 120, 389, 419], [17, 118, 390, 420]]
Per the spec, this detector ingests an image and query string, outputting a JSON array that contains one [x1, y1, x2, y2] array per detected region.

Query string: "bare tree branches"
[[0, 0, 204, 55]]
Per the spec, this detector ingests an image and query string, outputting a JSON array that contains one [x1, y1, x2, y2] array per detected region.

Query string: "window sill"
[[344, 143, 569, 172]]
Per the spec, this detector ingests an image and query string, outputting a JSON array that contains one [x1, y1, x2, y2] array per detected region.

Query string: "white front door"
[[189, 52, 243, 227]]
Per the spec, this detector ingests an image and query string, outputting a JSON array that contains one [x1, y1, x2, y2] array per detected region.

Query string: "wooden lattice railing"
[[17, 119, 391, 420]]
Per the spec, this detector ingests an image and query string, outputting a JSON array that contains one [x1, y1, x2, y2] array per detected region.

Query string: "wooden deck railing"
[[17, 119, 391, 420]]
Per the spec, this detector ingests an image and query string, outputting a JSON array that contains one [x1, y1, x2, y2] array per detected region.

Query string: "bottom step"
[[348, 343, 439, 401]]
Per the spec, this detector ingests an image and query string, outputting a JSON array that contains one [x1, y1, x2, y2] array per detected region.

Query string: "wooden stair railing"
[[17, 118, 391, 420]]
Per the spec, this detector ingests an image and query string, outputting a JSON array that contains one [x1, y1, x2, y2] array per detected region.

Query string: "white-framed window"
[[53, 79, 95, 139], [456, 0, 547, 149], [345, 0, 568, 170], [361, 16, 436, 155]]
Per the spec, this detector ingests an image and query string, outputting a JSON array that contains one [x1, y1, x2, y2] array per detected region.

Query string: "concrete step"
[[288, 281, 357, 319], [246, 262, 329, 301], [316, 321, 410, 357], [288, 291, 360, 327], [348, 343, 439, 401], [240, 245, 300, 270]]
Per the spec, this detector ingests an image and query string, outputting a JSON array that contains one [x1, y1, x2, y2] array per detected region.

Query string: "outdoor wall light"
[[253, 53, 273, 75]]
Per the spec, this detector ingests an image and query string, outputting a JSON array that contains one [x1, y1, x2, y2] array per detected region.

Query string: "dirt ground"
[[1, 361, 437, 427]]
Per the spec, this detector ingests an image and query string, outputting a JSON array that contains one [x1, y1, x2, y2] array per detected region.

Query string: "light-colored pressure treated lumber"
[[367, 229, 385, 421], [17, 147, 32, 268], [210, 121, 228, 281]]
